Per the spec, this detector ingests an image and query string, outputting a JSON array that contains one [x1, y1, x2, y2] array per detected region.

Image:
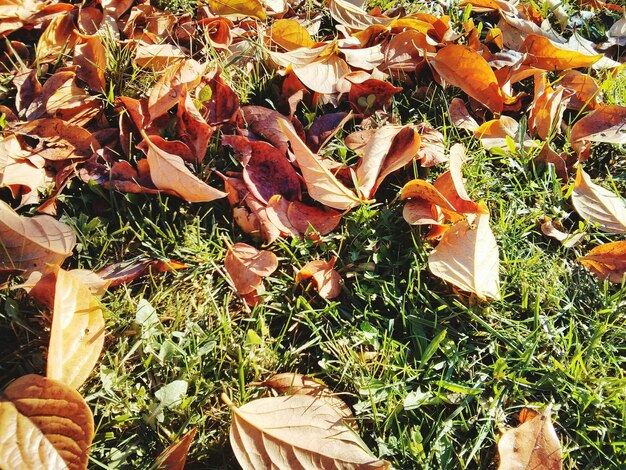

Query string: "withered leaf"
[[570, 105, 626, 145], [571, 167, 626, 233], [224, 241, 278, 295], [1, 374, 94, 470], [241, 106, 294, 153], [208, 0, 266, 20], [429, 213, 500, 300], [270, 19, 315, 50], [279, 120, 361, 210], [0, 200, 76, 275], [297, 258, 342, 299], [287, 201, 343, 237], [139, 132, 227, 203], [177, 87, 213, 163], [579, 241, 626, 283], [498, 405, 562, 470], [522, 34, 602, 70], [48, 268, 105, 390], [135, 43, 187, 71], [156, 428, 197, 470], [224, 393, 390, 470], [431, 44, 503, 114], [74, 35, 107, 92], [98, 258, 188, 287]]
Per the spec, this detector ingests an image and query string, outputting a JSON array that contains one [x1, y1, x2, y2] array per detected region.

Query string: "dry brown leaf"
[[98, 258, 188, 287], [253, 373, 328, 396], [356, 126, 421, 198], [148, 59, 204, 120], [474, 116, 535, 151], [47, 268, 105, 390], [287, 201, 343, 237], [279, 120, 362, 211], [156, 428, 197, 470], [528, 84, 570, 140], [208, 0, 266, 20], [0, 200, 76, 275], [36, 11, 78, 64], [522, 34, 602, 70], [401, 179, 459, 215], [270, 19, 315, 50], [139, 132, 227, 203], [73, 35, 107, 92], [297, 257, 342, 299], [498, 405, 562, 470], [241, 106, 294, 153], [329, 0, 393, 31], [1, 374, 94, 470], [224, 241, 278, 296], [431, 45, 503, 114], [224, 393, 390, 470], [570, 105, 626, 145], [579, 241, 626, 283], [429, 213, 500, 300], [177, 87, 214, 162], [558, 70, 601, 110], [571, 167, 626, 233], [449, 98, 479, 132]]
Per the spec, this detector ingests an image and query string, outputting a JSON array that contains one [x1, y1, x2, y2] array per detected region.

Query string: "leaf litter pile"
[[0, 0, 625, 468]]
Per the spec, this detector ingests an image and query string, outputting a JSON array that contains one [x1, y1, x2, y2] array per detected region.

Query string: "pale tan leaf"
[[156, 428, 197, 470], [540, 219, 584, 247], [449, 98, 479, 132], [48, 268, 105, 390], [224, 394, 390, 470], [571, 167, 626, 233], [1, 374, 94, 470], [224, 241, 278, 295], [279, 120, 361, 210], [148, 59, 205, 119], [135, 43, 186, 71], [498, 405, 562, 470], [428, 213, 500, 300], [292, 53, 351, 94], [0, 200, 76, 275], [73, 35, 107, 91], [579, 241, 626, 283], [139, 132, 227, 203], [329, 0, 393, 31]]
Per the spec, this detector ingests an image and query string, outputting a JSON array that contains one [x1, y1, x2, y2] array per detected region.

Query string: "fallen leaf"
[[148, 59, 205, 120], [474, 116, 535, 151], [401, 179, 459, 215], [541, 219, 584, 247], [433, 143, 488, 215], [528, 84, 570, 140], [329, 0, 393, 31], [570, 105, 626, 145], [208, 0, 266, 20], [307, 112, 352, 153], [347, 78, 402, 115], [449, 98, 479, 132], [578, 241, 626, 283], [522, 34, 602, 70], [252, 373, 328, 396], [224, 240, 278, 295], [279, 120, 361, 210], [429, 213, 500, 300], [135, 43, 187, 71], [97, 258, 188, 287], [0, 200, 76, 275], [431, 44, 504, 114], [571, 167, 626, 233], [156, 428, 197, 470], [47, 268, 105, 389], [73, 35, 107, 92], [498, 404, 562, 470], [558, 70, 600, 110], [177, 87, 214, 162], [138, 132, 227, 203], [287, 201, 344, 237], [297, 257, 342, 299], [36, 11, 79, 63], [1, 374, 94, 470], [241, 105, 294, 153], [223, 393, 389, 470], [270, 19, 315, 50]]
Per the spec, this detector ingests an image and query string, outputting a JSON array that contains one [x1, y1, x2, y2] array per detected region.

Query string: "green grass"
[[1, 0, 626, 469]]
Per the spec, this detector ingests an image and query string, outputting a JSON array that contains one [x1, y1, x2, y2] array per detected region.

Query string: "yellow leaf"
[[208, 0, 266, 20], [48, 268, 105, 390], [270, 19, 315, 50], [0, 374, 94, 470]]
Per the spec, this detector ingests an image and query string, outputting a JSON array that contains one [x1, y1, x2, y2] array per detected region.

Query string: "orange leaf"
[[156, 428, 197, 470], [74, 35, 107, 91], [297, 257, 342, 299], [522, 34, 603, 70], [224, 241, 278, 295], [579, 241, 626, 283], [208, 0, 266, 20], [48, 268, 105, 389], [431, 45, 503, 114]]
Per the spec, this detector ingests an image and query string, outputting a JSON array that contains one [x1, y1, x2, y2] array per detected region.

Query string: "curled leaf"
[[297, 258, 342, 299], [224, 241, 278, 295]]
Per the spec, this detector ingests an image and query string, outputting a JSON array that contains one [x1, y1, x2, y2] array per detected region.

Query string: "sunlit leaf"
[[579, 241, 626, 283]]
